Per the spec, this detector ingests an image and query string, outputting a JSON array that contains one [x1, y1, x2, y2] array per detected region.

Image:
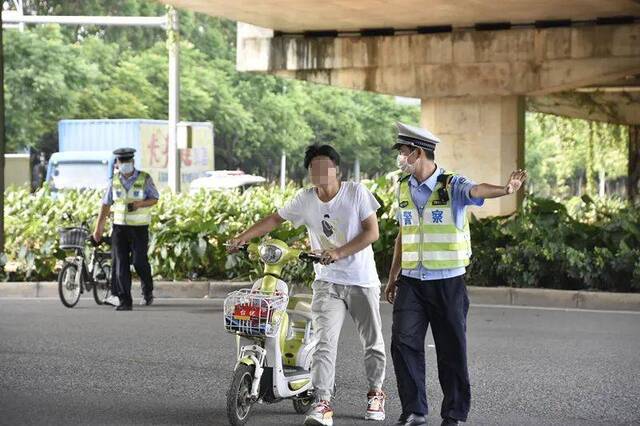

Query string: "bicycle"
[[57, 215, 113, 308]]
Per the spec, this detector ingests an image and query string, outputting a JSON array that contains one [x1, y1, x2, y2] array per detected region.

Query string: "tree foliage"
[[5, 1, 418, 179]]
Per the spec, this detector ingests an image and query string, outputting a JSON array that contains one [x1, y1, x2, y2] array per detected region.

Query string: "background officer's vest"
[[397, 173, 472, 270], [112, 171, 152, 226]]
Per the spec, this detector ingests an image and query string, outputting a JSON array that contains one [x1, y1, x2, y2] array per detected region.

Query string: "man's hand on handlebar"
[[226, 238, 248, 253], [318, 249, 341, 265]]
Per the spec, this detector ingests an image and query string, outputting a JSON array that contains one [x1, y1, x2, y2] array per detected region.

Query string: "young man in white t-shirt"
[[227, 144, 386, 425]]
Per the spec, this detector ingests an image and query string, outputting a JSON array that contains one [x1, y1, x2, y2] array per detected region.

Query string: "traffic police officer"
[[93, 148, 159, 311], [385, 123, 527, 426]]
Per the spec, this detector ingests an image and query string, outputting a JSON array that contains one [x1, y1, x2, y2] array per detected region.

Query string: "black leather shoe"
[[404, 414, 427, 426], [139, 295, 154, 306], [115, 304, 132, 311], [395, 414, 407, 425], [441, 418, 459, 425]]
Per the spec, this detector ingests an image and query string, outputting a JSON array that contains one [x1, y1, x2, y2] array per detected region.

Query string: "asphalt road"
[[1, 298, 639, 426]]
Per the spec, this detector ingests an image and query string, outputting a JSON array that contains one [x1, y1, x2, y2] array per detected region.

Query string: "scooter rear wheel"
[[226, 364, 256, 426]]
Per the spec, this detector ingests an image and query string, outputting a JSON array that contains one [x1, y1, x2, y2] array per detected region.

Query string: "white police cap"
[[393, 122, 441, 152]]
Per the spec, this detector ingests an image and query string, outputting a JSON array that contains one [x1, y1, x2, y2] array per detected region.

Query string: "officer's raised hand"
[[504, 169, 528, 194], [470, 169, 529, 199]]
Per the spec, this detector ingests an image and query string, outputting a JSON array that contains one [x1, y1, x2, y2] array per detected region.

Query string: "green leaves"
[[4, 20, 418, 183], [2, 179, 638, 291], [466, 196, 640, 292]]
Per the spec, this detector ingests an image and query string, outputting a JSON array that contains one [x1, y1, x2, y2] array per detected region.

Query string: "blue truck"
[[46, 119, 214, 192]]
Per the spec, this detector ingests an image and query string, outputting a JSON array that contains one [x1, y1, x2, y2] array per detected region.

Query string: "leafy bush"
[[466, 196, 640, 292], [2, 181, 639, 292]]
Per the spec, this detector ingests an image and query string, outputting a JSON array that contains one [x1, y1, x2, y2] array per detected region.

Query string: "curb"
[[2, 281, 640, 312]]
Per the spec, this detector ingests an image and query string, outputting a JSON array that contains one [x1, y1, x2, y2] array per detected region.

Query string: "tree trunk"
[[586, 121, 595, 196], [629, 125, 640, 204]]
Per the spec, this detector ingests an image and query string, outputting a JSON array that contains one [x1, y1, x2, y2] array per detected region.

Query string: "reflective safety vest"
[[397, 173, 472, 270], [112, 171, 152, 226]]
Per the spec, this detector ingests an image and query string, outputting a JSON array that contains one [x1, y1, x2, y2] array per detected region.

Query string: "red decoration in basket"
[[233, 303, 271, 322]]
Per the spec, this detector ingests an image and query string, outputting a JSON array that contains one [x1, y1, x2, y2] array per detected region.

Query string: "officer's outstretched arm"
[[470, 169, 528, 199]]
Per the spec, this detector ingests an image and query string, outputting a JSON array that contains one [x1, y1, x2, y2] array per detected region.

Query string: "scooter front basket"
[[223, 289, 289, 338]]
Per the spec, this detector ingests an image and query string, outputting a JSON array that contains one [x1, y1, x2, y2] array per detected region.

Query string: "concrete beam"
[[238, 23, 640, 99], [527, 90, 640, 125], [165, 0, 640, 32]]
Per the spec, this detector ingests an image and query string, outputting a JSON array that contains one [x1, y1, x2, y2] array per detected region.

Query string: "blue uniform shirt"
[[397, 166, 484, 281], [102, 169, 160, 206]]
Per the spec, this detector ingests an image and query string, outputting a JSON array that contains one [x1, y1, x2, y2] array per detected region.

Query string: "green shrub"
[[2, 180, 639, 292]]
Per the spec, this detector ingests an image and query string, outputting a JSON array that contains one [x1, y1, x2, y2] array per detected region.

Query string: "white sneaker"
[[104, 295, 120, 307], [304, 400, 333, 426], [365, 390, 386, 421]]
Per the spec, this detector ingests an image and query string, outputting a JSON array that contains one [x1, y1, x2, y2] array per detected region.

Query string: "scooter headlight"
[[259, 244, 283, 264]]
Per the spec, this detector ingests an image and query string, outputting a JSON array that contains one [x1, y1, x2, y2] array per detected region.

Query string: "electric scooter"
[[223, 239, 322, 426]]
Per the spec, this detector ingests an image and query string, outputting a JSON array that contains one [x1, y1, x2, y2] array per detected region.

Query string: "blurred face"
[[397, 146, 417, 163], [396, 146, 419, 174], [117, 159, 134, 175], [309, 156, 338, 186]]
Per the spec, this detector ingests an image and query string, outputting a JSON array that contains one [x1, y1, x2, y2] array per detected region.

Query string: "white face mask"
[[396, 150, 417, 174], [119, 162, 134, 175]]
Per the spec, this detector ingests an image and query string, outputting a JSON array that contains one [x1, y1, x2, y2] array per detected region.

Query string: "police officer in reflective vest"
[[385, 123, 527, 426], [93, 148, 159, 311]]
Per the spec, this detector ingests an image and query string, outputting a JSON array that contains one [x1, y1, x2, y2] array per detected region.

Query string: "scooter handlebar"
[[224, 242, 249, 253], [299, 252, 325, 264]]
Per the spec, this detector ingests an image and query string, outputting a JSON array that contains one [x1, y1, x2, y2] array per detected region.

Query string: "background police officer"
[[385, 123, 527, 426], [93, 148, 159, 311]]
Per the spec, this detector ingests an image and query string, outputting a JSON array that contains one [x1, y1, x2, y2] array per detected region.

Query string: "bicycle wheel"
[[92, 262, 112, 305], [58, 262, 81, 308]]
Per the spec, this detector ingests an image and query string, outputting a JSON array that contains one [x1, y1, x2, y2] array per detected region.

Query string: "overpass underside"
[[163, 1, 640, 215]]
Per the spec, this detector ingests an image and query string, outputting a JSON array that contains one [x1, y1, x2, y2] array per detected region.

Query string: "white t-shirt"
[[277, 182, 381, 287]]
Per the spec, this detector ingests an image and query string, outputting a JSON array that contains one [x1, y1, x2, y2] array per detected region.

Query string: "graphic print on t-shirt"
[[319, 213, 346, 250], [321, 214, 334, 237]]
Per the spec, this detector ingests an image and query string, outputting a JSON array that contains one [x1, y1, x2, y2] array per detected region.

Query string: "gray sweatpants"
[[310, 280, 386, 401]]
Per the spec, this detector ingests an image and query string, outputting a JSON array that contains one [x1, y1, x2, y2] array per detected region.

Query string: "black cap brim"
[[393, 141, 414, 150]]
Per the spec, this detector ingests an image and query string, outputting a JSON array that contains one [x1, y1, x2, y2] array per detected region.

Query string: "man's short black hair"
[[304, 144, 341, 169]]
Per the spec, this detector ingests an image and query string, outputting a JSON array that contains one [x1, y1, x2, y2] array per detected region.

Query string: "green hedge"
[[3, 180, 639, 292], [466, 196, 640, 292]]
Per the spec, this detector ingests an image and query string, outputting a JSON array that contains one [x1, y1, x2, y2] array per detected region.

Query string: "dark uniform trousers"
[[391, 274, 471, 421], [111, 224, 153, 306]]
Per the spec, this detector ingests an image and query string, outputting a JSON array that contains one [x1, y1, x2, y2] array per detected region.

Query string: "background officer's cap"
[[113, 147, 136, 161], [393, 122, 441, 152]]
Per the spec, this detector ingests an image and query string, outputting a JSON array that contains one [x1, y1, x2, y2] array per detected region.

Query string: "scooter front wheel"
[[226, 364, 256, 426]]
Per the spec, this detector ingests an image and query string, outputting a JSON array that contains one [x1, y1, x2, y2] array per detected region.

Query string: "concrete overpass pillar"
[[421, 95, 525, 217]]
